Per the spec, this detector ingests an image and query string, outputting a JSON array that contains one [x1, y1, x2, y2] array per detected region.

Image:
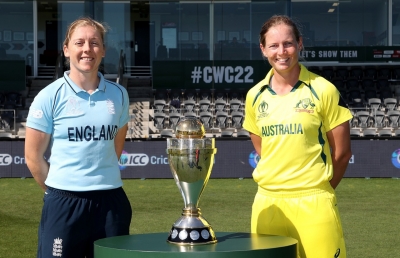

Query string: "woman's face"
[[260, 23, 302, 74], [63, 25, 105, 76]]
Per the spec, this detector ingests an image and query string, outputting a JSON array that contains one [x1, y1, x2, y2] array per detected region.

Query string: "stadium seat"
[[383, 98, 397, 111], [237, 130, 250, 137], [346, 77, 360, 91], [379, 86, 394, 101], [228, 99, 243, 113], [215, 111, 229, 129], [0, 131, 12, 139], [335, 67, 349, 79], [387, 110, 400, 128], [367, 98, 381, 111], [168, 112, 181, 130], [377, 78, 392, 99], [183, 111, 197, 119], [154, 112, 166, 130], [183, 89, 198, 101], [321, 66, 335, 80], [231, 111, 244, 129], [356, 111, 371, 128], [377, 128, 392, 137], [198, 99, 211, 113], [361, 78, 375, 90], [350, 128, 361, 137], [153, 99, 167, 113], [199, 89, 212, 101], [364, 87, 378, 102], [349, 109, 359, 127], [199, 111, 213, 130], [349, 66, 363, 79], [362, 128, 376, 137], [182, 99, 197, 113], [214, 89, 228, 102], [0, 101, 16, 130], [364, 66, 377, 79], [5, 92, 23, 108], [377, 67, 392, 79], [214, 99, 227, 113], [372, 110, 386, 128], [160, 129, 174, 138], [220, 130, 234, 137], [169, 88, 183, 103], [392, 67, 400, 80], [394, 129, 400, 137]]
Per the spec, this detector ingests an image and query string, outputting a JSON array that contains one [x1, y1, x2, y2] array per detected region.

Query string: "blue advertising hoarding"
[[1, 139, 400, 179]]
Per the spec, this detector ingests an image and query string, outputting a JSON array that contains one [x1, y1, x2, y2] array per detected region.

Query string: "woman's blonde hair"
[[63, 17, 108, 65]]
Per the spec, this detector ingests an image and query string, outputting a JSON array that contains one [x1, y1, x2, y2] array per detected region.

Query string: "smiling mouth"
[[276, 58, 289, 62], [81, 57, 94, 61]]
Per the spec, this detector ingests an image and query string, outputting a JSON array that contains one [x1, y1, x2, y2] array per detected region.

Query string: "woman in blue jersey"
[[243, 15, 352, 258], [25, 17, 131, 258]]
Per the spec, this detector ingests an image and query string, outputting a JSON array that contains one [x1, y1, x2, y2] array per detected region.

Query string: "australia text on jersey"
[[262, 123, 303, 137]]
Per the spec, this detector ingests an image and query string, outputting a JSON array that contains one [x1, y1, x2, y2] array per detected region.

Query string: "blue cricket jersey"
[[26, 71, 129, 191]]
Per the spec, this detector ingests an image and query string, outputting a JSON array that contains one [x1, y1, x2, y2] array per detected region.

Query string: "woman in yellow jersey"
[[243, 15, 352, 258]]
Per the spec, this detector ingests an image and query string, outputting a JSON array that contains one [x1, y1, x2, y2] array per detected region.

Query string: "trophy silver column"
[[166, 117, 217, 245]]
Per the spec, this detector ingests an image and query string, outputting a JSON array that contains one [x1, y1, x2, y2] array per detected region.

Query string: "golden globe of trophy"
[[166, 117, 217, 245]]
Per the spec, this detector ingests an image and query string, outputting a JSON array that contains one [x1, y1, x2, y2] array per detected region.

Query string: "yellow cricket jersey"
[[243, 64, 352, 191]]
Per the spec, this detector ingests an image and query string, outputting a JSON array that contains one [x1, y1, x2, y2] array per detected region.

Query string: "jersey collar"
[[252, 64, 309, 106], [263, 63, 310, 89], [63, 71, 106, 94]]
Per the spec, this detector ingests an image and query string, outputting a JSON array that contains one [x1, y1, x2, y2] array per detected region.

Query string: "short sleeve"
[[321, 82, 353, 132], [119, 86, 130, 128], [243, 89, 260, 136], [26, 89, 54, 134]]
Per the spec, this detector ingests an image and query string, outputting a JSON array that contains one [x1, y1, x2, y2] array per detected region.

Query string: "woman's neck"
[[271, 66, 300, 95], [68, 71, 99, 94]]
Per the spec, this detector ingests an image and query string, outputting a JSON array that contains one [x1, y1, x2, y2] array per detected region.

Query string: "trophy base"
[[167, 226, 217, 245]]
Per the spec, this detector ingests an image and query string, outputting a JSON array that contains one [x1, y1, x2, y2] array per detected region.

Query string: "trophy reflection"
[[166, 117, 217, 245]]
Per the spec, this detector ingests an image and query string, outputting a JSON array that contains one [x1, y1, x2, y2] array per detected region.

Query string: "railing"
[[125, 66, 152, 79], [0, 108, 17, 136], [116, 49, 126, 85], [53, 50, 64, 80]]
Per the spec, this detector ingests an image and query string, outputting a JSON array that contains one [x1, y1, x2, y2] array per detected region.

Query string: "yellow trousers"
[[251, 183, 346, 258]]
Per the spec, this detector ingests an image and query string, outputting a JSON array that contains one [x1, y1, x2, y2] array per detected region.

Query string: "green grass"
[[1, 178, 399, 257]]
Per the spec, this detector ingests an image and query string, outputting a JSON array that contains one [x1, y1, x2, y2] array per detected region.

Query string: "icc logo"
[[0, 154, 12, 166], [258, 101, 268, 113], [119, 150, 149, 170], [248, 151, 260, 168], [391, 149, 400, 169]]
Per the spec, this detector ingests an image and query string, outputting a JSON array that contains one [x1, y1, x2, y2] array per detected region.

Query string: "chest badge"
[[294, 98, 315, 113], [66, 96, 84, 115]]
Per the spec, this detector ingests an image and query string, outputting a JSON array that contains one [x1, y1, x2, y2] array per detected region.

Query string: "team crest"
[[294, 98, 315, 113], [106, 99, 115, 114]]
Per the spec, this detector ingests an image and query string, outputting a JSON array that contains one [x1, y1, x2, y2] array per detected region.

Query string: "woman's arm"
[[249, 132, 262, 157], [25, 127, 51, 191], [114, 123, 128, 159], [326, 121, 352, 189]]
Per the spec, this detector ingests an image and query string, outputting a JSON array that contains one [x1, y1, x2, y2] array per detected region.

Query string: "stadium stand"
[[5, 64, 400, 139]]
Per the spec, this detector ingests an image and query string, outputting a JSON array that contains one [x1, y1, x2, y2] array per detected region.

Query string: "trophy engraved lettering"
[[166, 117, 217, 245]]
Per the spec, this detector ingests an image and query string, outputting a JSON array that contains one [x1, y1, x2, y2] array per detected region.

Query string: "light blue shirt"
[[26, 71, 129, 191]]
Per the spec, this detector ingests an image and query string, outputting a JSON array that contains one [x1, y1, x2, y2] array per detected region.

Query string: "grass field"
[[1, 178, 399, 257]]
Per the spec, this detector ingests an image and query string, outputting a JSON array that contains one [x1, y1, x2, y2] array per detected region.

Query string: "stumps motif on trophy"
[[166, 117, 217, 245]]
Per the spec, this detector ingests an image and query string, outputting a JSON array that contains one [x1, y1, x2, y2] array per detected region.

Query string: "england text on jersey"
[[67, 125, 118, 141]]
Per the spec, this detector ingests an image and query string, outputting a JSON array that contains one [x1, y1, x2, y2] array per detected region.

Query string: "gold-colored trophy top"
[[175, 117, 205, 139]]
